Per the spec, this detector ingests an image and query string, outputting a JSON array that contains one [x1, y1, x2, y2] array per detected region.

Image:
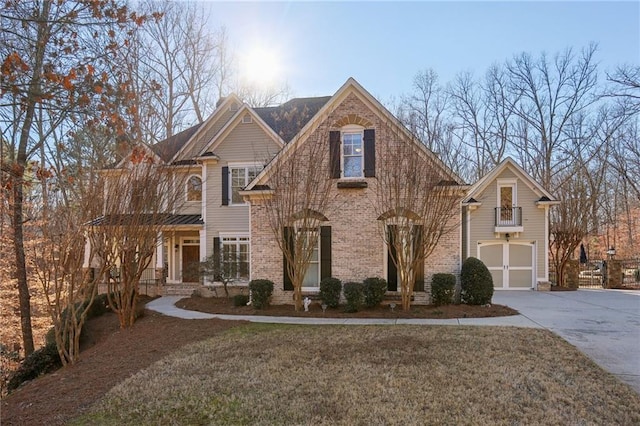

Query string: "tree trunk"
[[12, 179, 34, 356]]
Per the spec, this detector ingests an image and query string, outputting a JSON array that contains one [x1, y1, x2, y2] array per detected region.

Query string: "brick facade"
[[250, 91, 461, 305]]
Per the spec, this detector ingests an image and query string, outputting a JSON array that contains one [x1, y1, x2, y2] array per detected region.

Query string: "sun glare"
[[241, 47, 282, 87]]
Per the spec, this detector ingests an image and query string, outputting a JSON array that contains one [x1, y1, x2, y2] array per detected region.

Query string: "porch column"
[[156, 233, 164, 268], [199, 229, 206, 261], [83, 232, 91, 268]]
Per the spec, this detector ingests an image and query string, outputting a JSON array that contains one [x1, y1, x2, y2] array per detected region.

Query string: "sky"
[[202, 1, 640, 103]]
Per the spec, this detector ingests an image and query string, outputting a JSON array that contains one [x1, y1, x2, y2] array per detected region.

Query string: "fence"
[[94, 266, 162, 296], [550, 259, 640, 289]]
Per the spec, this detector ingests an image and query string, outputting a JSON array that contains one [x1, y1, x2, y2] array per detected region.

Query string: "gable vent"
[[242, 114, 252, 124]]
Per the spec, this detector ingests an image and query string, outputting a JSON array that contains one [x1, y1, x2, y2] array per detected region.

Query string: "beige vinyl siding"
[[203, 121, 282, 260], [469, 167, 548, 280], [174, 168, 202, 215], [179, 107, 237, 160], [215, 121, 281, 163]]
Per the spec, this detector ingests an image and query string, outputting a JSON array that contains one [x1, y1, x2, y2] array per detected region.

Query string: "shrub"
[[319, 277, 342, 308], [343, 282, 364, 313], [232, 294, 250, 307], [7, 342, 62, 392], [248, 279, 274, 309], [431, 273, 456, 306], [363, 277, 387, 308], [460, 257, 494, 305]]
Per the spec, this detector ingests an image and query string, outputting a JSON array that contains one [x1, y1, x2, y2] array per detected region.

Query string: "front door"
[[182, 245, 200, 283], [478, 242, 534, 289]]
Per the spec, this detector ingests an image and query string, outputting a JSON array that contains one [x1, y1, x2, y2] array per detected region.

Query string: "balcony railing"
[[495, 207, 522, 227]]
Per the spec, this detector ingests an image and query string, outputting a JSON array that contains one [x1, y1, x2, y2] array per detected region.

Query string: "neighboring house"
[[242, 78, 465, 304], [462, 157, 559, 290]]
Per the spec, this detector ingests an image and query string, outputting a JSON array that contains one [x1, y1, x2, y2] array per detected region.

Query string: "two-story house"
[[91, 78, 558, 299]]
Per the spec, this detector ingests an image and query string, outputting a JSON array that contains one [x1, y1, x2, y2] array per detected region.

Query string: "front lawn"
[[74, 324, 640, 425]]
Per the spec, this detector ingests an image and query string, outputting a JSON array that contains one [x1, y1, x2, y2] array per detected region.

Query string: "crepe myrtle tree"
[[373, 127, 463, 311], [0, 0, 152, 355], [254, 111, 335, 312], [30, 170, 108, 365], [88, 147, 187, 328]]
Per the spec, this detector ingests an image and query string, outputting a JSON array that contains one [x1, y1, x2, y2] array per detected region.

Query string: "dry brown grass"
[[73, 324, 640, 425]]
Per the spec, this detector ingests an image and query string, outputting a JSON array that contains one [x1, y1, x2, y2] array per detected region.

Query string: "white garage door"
[[478, 242, 534, 289]]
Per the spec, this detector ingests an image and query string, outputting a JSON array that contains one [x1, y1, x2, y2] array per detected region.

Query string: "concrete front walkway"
[[147, 289, 640, 394], [493, 289, 640, 394]]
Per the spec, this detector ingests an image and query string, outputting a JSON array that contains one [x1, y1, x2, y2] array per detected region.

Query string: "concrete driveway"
[[493, 289, 640, 394]]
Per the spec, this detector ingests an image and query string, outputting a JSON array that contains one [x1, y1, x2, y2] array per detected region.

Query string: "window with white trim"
[[230, 166, 261, 205], [342, 131, 364, 178], [300, 227, 320, 288], [186, 175, 202, 201], [221, 236, 250, 280]]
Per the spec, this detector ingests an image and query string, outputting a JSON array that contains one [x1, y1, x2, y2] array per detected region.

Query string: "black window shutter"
[[283, 227, 294, 290], [213, 237, 221, 281], [320, 226, 332, 280], [413, 225, 424, 291], [329, 131, 341, 178], [364, 129, 375, 177], [387, 225, 398, 291], [221, 166, 229, 206]]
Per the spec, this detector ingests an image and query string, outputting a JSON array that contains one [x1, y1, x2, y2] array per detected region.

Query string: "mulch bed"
[[176, 296, 519, 319], [1, 310, 246, 426]]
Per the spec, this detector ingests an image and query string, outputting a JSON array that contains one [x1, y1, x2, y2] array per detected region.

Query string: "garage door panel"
[[510, 244, 532, 268], [509, 269, 533, 288], [489, 270, 503, 288], [479, 244, 502, 268]]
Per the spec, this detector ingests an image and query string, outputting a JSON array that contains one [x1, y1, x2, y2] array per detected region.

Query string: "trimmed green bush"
[[363, 277, 387, 308], [343, 282, 364, 313], [232, 294, 250, 307], [431, 273, 456, 306], [248, 279, 274, 309], [319, 277, 342, 308], [7, 342, 61, 392], [460, 257, 494, 305]]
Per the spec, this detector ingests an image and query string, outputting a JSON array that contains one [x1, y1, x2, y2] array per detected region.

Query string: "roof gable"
[[465, 157, 558, 202], [197, 105, 286, 156], [247, 77, 463, 190], [167, 94, 244, 163]]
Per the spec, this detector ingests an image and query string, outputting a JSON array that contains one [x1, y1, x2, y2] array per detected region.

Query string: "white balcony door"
[[498, 183, 516, 226]]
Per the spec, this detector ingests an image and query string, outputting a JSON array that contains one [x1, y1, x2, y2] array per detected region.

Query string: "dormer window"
[[186, 175, 202, 201]]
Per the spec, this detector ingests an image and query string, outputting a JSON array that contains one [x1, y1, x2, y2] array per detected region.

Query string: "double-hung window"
[[342, 132, 363, 178], [230, 165, 261, 205], [300, 227, 320, 288], [221, 236, 250, 280]]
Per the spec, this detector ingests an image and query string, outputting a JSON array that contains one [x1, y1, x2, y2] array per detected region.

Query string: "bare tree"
[[30, 170, 106, 365], [0, 0, 146, 355], [549, 162, 594, 287], [373, 129, 463, 310], [400, 69, 468, 179], [257, 112, 334, 311], [133, 0, 231, 142], [89, 147, 186, 328], [449, 67, 512, 181], [504, 45, 599, 189]]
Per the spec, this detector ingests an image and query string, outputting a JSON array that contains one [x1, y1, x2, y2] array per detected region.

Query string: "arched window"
[[186, 175, 202, 201]]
